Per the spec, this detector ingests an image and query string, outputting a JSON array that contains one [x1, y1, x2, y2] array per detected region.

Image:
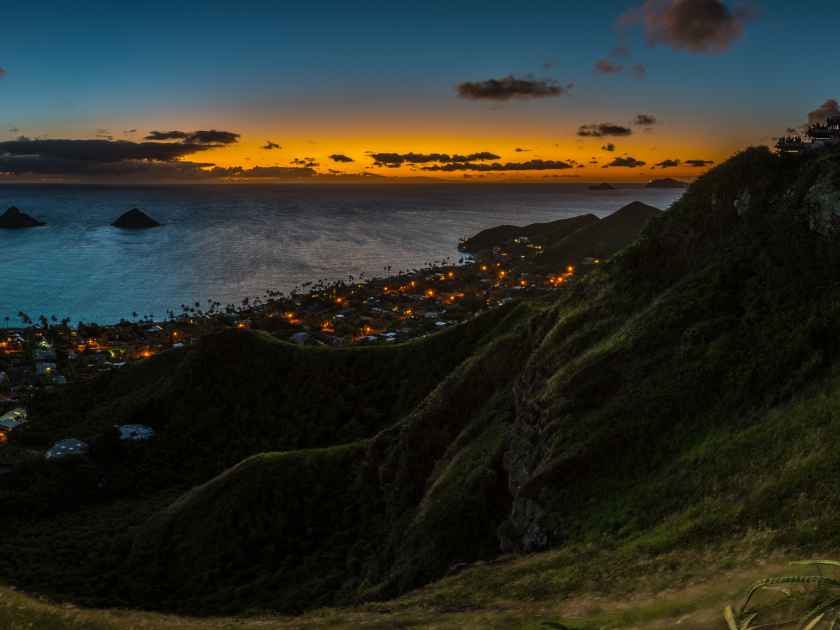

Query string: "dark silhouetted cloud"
[[369, 151, 500, 168], [622, 0, 754, 53], [684, 159, 714, 167], [144, 130, 189, 141], [262, 140, 281, 150], [144, 129, 239, 145], [420, 159, 574, 172], [634, 114, 658, 126], [808, 99, 840, 125], [456, 76, 573, 101], [514, 147, 530, 152], [187, 130, 239, 145], [0, 138, 218, 163], [291, 157, 319, 168], [603, 156, 647, 168], [0, 67, 6, 78], [329, 153, 354, 162], [595, 59, 624, 75], [578, 123, 633, 137], [653, 159, 681, 168], [0, 136, 246, 179], [601, 143, 616, 152]]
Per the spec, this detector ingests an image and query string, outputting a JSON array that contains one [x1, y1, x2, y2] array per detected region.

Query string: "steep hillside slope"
[[537, 200, 661, 267], [459, 213, 599, 253]]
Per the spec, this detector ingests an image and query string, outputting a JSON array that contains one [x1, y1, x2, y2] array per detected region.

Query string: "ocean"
[[1, 183, 683, 325]]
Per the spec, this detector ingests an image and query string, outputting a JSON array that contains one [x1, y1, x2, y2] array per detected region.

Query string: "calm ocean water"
[[1, 183, 683, 325]]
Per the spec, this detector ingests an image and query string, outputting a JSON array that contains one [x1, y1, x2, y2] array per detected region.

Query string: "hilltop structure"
[[776, 116, 840, 154]]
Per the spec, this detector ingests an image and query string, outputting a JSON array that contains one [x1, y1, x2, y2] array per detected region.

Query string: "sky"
[[0, 0, 837, 182]]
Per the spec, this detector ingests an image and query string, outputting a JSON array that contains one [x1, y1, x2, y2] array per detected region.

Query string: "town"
[[0, 236, 591, 461]]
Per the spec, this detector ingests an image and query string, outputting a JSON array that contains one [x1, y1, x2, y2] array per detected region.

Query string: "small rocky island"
[[0, 206, 46, 229], [646, 177, 688, 189], [588, 183, 616, 190], [112, 208, 161, 229]]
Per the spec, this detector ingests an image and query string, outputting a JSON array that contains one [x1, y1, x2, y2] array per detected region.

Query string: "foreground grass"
[[0, 543, 807, 630]]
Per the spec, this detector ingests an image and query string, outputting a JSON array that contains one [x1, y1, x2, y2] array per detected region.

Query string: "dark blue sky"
[[0, 1, 836, 181]]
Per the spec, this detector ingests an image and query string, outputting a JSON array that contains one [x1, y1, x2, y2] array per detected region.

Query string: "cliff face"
[[502, 146, 840, 551]]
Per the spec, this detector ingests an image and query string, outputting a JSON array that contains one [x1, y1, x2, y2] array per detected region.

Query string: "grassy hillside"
[[5, 145, 840, 625], [537, 200, 661, 267], [459, 213, 599, 253]]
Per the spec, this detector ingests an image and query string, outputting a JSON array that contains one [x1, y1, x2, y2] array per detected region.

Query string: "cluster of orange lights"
[[283, 312, 302, 325], [321, 320, 335, 333], [0, 430, 7, 445], [548, 265, 576, 286], [0, 339, 22, 354]]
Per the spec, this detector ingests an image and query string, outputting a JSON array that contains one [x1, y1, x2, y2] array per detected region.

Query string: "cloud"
[[186, 130, 239, 145], [601, 143, 616, 152], [632, 64, 647, 79], [622, 0, 754, 53], [0, 67, 6, 78], [8, 127, 19, 134], [329, 153, 354, 162], [0, 138, 218, 163], [514, 147, 530, 152], [653, 158, 681, 168], [652, 158, 714, 168], [0, 136, 244, 179], [456, 75, 573, 101], [262, 140, 281, 150], [634, 114, 658, 126], [577, 123, 633, 137], [144, 129, 239, 145], [603, 156, 647, 168], [0, 156, 216, 178], [144, 130, 189, 141], [808, 99, 840, 125], [291, 157, 319, 168], [369, 151, 501, 168], [594, 59, 624, 75], [420, 159, 574, 172]]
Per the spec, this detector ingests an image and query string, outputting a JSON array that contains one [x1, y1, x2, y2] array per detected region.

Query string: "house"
[[117, 424, 155, 441], [45, 438, 89, 460], [808, 116, 840, 147], [0, 407, 27, 432]]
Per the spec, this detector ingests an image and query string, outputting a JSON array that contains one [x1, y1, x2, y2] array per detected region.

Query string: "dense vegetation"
[[4, 145, 840, 624]]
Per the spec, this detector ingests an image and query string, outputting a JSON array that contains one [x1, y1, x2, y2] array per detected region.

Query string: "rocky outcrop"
[[804, 163, 840, 235], [0, 206, 46, 229], [112, 208, 161, 229]]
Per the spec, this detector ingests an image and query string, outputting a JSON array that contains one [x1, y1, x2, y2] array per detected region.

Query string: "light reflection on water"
[[1, 184, 683, 324]]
